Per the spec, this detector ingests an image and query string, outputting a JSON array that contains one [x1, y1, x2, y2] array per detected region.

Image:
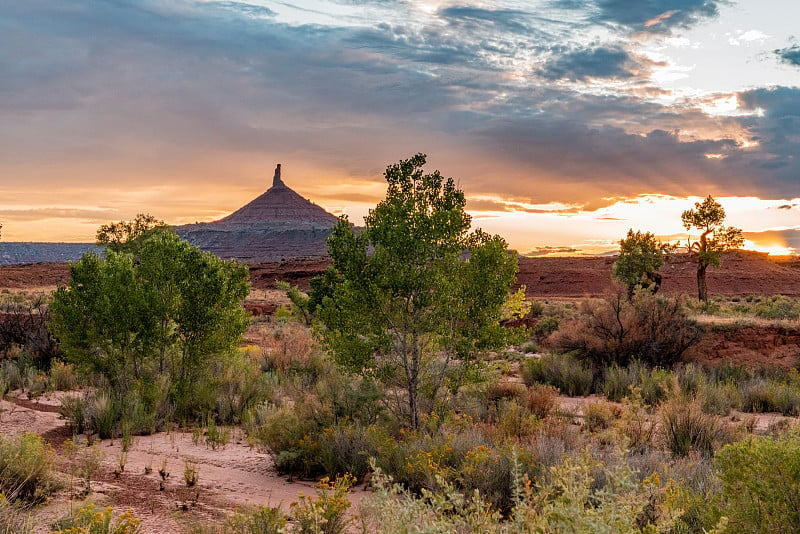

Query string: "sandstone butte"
[[174, 164, 340, 262]]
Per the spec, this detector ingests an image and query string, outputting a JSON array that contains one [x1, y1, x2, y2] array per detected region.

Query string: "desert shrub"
[[49, 360, 78, 391], [602, 363, 636, 402], [458, 444, 538, 514], [753, 295, 800, 320], [247, 400, 332, 478], [52, 503, 141, 534], [226, 505, 287, 534], [119, 380, 172, 436], [513, 452, 680, 533], [659, 397, 724, 458], [316, 374, 385, 427], [738, 371, 800, 415], [215, 351, 274, 425], [699, 381, 739, 415], [582, 400, 621, 432], [639, 367, 675, 406], [495, 399, 541, 439], [616, 393, 656, 453], [550, 291, 701, 368], [486, 380, 527, 405], [258, 323, 319, 377], [676, 363, 707, 396], [59, 393, 89, 434], [290, 474, 353, 534], [88, 390, 119, 439], [715, 433, 800, 533], [359, 466, 501, 534], [317, 423, 377, 480], [602, 362, 674, 405], [532, 315, 559, 339], [0, 495, 33, 534], [525, 383, 559, 419], [0, 433, 57, 504], [521, 353, 593, 396], [0, 294, 60, 365], [0, 360, 23, 391]]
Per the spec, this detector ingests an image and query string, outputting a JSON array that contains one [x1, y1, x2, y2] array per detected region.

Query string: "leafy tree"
[[681, 196, 743, 302], [314, 154, 519, 428], [49, 229, 250, 419], [612, 229, 671, 297], [96, 213, 168, 254]]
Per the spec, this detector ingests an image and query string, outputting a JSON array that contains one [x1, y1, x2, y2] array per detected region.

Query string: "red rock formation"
[[175, 165, 340, 262]]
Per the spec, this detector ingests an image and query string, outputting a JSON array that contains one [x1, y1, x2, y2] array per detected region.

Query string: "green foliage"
[[715, 433, 800, 533], [0, 433, 57, 504], [613, 229, 671, 295], [314, 154, 519, 428], [753, 295, 800, 320], [276, 281, 313, 325], [681, 196, 744, 302], [49, 229, 250, 422], [225, 505, 287, 534], [521, 353, 594, 396], [95, 213, 168, 254], [659, 397, 724, 458], [290, 474, 353, 534], [52, 503, 141, 534], [602, 362, 675, 405]]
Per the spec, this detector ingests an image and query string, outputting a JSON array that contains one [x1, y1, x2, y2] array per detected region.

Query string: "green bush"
[[699, 381, 739, 415], [521, 353, 593, 396], [290, 474, 353, 534], [225, 505, 286, 534], [602, 361, 674, 405], [59, 393, 88, 435], [0, 433, 57, 503], [753, 295, 800, 320], [52, 503, 141, 534], [659, 397, 724, 458], [739, 377, 800, 415], [88, 390, 119, 439], [715, 434, 800, 533], [49, 360, 78, 391]]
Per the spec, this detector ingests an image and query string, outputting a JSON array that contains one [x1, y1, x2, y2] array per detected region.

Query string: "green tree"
[[314, 154, 519, 428], [681, 196, 743, 302], [612, 229, 671, 297], [49, 229, 250, 419], [96, 213, 168, 254]]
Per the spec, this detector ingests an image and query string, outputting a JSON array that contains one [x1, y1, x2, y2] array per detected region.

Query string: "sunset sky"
[[1, 0, 798, 255]]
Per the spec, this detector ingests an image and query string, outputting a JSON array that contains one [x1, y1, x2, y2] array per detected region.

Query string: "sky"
[[1, 0, 799, 255]]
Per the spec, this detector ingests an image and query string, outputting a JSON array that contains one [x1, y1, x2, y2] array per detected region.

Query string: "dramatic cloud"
[[0, 0, 798, 250], [536, 45, 640, 81], [776, 45, 800, 66], [590, 0, 721, 32]]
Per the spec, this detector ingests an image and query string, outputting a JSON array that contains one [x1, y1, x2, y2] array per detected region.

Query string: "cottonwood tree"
[[96, 213, 168, 254], [314, 154, 519, 428], [612, 229, 672, 297], [50, 229, 250, 419], [681, 195, 743, 302]]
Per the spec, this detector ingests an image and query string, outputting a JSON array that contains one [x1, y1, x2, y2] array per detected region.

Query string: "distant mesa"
[[174, 164, 340, 262]]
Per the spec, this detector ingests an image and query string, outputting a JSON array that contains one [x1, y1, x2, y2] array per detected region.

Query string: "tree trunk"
[[697, 263, 708, 302]]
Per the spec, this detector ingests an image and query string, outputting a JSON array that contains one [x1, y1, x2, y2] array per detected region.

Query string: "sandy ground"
[[0, 394, 366, 533]]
